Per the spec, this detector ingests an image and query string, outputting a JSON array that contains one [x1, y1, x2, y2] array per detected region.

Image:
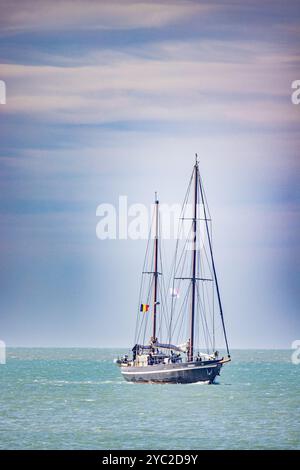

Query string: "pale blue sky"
[[0, 0, 299, 348]]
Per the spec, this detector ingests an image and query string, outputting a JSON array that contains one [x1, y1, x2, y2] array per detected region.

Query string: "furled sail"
[[153, 341, 189, 353], [132, 342, 188, 354]]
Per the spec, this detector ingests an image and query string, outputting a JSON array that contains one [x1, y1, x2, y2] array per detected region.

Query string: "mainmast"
[[189, 156, 198, 362], [198, 175, 231, 358], [152, 193, 159, 343]]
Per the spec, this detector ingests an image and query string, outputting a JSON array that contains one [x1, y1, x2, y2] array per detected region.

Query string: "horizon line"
[[4, 346, 293, 350]]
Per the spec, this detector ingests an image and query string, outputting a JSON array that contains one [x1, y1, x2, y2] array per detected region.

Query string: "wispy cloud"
[[1, 39, 298, 128], [0, 0, 216, 33]]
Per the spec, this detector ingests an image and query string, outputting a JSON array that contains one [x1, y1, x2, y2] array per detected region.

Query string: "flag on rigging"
[[140, 304, 150, 313], [169, 288, 180, 299]]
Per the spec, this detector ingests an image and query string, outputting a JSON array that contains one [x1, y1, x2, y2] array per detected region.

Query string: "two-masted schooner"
[[117, 156, 231, 383]]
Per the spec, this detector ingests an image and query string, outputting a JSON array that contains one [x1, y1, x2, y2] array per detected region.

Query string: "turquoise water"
[[0, 349, 299, 450]]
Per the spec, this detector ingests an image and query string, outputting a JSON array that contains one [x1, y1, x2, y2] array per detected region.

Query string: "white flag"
[[169, 288, 180, 299]]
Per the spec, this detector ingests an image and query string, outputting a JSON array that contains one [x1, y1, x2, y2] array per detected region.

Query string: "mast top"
[[195, 153, 199, 166], [155, 191, 159, 204]]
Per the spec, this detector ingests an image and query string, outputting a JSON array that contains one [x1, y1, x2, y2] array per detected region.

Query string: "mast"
[[198, 168, 230, 358], [189, 156, 198, 362], [152, 193, 159, 343]]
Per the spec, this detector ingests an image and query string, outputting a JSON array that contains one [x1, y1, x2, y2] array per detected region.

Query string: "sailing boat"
[[117, 156, 231, 383]]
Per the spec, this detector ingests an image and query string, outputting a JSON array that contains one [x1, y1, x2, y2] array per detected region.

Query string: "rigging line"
[[158, 283, 170, 342], [169, 223, 193, 344], [169, 212, 187, 278], [170, 224, 193, 343], [134, 267, 147, 344], [171, 277, 190, 338], [134, 206, 155, 344], [174, 169, 194, 257], [193, 272, 199, 353], [168, 168, 194, 342], [199, 172, 230, 356], [196, 233, 208, 346], [134, 276, 143, 344], [209, 215, 215, 350], [175, 223, 194, 279], [180, 284, 193, 346], [143, 204, 157, 345], [201, 280, 213, 353], [196, 282, 213, 353], [156, 285, 163, 341], [138, 252, 154, 346], [174, 223, 194, 278], [158, 277, 169, 338], [198, 222, 213, 277], [158, 221, 169, 326], [157, 216, 172, 343], [134, 253, 147, 343], [197, 178, 215, 349], [175, 293, 190, 346], [203, 272, 214, 339], [169, 216, 189, 266], [160, 286, 170, 337], [172, 282, 191, 345], [198, 231, 214, 341], [199, 172, 212, 221], [161, 264, 169, 314], [195, 298, 201, 356], [175, 228, 194, 319], [173, 239, 193, 287], [196, 279, 209, 351], [159, 293, 169, 337], [197, 178, 214, 279], [141, 275, 154, 347], [198, 230, 213, 353], [137, 246, 153, 345]]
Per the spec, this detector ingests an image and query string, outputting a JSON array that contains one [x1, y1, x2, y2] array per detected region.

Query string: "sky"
[[0, 0, 299, 348]]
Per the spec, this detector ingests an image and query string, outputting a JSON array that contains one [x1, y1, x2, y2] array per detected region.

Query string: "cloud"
[[0, 0, 215, 33], [1, 38, 298, 128], [1, 2, 298, 131]]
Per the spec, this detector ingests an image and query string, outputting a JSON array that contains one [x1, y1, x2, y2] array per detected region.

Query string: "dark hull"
[[121, 360, 222, 384]]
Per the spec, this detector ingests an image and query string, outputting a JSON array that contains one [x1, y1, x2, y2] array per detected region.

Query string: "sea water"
[[0, 349, 299, 449]]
